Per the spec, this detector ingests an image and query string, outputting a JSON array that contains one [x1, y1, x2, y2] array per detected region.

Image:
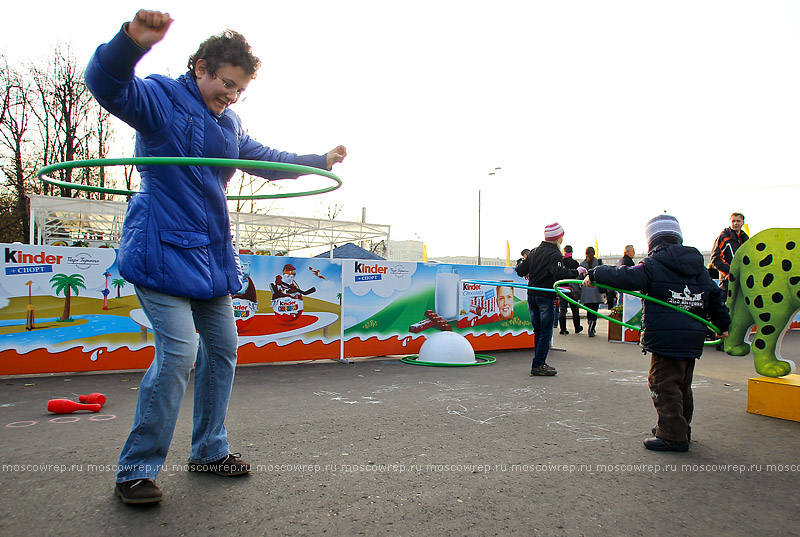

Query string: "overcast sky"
[[3, 1, 799, 259]]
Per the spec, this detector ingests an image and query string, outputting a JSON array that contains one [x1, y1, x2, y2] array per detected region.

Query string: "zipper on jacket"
[[184, 116, 194, 152]]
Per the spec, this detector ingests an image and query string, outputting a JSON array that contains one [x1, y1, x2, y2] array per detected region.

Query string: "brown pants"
[[648, 354, 695, 443]]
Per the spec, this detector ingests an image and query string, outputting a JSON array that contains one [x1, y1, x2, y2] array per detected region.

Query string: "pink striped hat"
[[544, 222, 564, 241]]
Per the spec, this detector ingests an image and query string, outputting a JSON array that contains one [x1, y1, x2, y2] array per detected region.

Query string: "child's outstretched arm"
[[585, 263, 649, 293]]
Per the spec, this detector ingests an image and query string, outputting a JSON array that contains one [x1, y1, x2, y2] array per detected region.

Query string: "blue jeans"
[[528, 295, 556, 370], [116, 286, 239, 482]]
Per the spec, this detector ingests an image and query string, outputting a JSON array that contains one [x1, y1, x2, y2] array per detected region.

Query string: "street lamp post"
[[478, 167, 501, 265]]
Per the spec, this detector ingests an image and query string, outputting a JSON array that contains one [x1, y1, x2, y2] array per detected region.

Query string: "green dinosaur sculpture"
[[725, 228, 799, 377]]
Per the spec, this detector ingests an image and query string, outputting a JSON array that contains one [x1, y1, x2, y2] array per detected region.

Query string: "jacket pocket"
[[160, 229, 210, 249], [159, 230, 213, 297]]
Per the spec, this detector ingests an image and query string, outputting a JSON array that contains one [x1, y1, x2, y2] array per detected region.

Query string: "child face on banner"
[[497, 286, 515, 320]]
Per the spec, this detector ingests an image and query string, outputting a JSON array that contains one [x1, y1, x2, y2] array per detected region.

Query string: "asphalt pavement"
[[1, 322, 798, 537]]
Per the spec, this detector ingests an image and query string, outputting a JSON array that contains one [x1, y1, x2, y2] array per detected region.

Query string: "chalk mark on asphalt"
[[313, 381, 621, 440]]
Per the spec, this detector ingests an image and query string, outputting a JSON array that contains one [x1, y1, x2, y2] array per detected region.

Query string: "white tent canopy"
[[27, 195, 391, 257]]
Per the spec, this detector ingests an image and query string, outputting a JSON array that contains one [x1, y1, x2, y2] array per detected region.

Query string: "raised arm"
[[126, 9, 173, 49]]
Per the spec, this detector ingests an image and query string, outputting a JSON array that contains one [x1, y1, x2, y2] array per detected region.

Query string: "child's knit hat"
[[646, 214, 683, 250], [544, 222, 564, 241]]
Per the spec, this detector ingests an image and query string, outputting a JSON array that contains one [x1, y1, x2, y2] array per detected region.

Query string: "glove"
[[576, 266, 588, 277]]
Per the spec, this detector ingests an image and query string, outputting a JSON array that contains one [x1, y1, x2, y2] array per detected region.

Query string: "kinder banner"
[[0, 244, 534, 375], [0, 243, 343, 375], [621, 294, 642, 343], [342, 261, 532, 357]]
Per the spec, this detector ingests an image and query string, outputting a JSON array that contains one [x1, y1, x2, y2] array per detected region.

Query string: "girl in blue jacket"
[[85, 9, 347, 504]]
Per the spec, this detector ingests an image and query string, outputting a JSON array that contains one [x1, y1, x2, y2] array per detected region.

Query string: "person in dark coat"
[[710, 212, 748, 293], [558, 245, 583, 335], [584, 215, 730, 452], [516, 223, 586, 376], [579, 247, 603, 337], [619, 245, 636, 267]]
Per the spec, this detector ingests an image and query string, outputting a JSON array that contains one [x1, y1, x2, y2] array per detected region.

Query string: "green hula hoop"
[[36, 157, 342, 199], [400, 354, 497, 367], [553, 279, 722, 346]]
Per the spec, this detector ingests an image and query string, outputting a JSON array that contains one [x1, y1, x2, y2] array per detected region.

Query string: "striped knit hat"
[[645, 214, 683, 250], [544, 222, 565, 241]]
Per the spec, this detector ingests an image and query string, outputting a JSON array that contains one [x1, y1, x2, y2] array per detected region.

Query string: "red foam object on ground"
[[79, 393, 106, 405], [47, 399, 102, 413]]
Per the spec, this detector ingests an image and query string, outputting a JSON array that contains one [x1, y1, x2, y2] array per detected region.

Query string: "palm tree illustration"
[[49, 273, 86, 322], [112, 278, 127, 298]]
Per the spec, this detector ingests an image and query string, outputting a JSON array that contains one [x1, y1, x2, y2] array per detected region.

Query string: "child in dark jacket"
[[583, 215, 730, 452]]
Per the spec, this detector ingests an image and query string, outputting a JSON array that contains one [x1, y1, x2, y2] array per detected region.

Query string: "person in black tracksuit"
[[710, 212, 748, 293], [584, 215, 730, 452], [516, 222, 586, 377]]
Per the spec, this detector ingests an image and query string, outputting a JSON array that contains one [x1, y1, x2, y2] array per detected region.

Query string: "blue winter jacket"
[[589, 243, 730, 359], [85, 27, 328, 299]]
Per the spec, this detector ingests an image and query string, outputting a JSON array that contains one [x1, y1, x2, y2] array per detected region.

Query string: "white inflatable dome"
[[418, 331, 476, 364]]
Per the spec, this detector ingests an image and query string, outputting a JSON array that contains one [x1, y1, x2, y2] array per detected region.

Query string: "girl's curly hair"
[[187, 30, 261, 78]]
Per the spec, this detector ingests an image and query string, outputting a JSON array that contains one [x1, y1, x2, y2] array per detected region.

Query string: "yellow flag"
[[594, 236, 600, 257], [506, 240, 511, 267], [744, 223, 750, 236], [423, 244, 427, 263]]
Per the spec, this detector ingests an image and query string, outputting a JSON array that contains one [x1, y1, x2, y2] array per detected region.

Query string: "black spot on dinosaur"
[[759, 312, 771, 322], [756, 242, 767, 251], [754, 296, 764, 308], [783, 260, 792, 272], [762, 325, 776, 336], [763, 274, 774, 287], [759, 254, 773, 267], [771, 293, 784, 304]]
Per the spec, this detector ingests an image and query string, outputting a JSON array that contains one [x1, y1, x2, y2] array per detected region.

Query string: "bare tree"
[[31, 43, 96, 198], [0, 54, 35, 242], [369, 239, 387, 258], [318, 202, 344, 220], [0, 44, 131, 243], [93, 105, 114, 199]]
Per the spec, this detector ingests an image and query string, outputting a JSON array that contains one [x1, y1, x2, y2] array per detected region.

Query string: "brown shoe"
[[643, 437, 689, 452], [114, 479, 163, 504], [530, 365, 557, 376], [188, 453, 251, 476]]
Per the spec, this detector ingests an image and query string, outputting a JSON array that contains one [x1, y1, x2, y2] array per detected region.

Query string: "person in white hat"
[[583, 214, 730, 452], [515, 222, 586, 376]]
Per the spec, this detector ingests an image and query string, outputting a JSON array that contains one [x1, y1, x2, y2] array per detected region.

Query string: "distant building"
[[428, 256, 507, 266], [388, 240, 508, 265], [388, 240, 425, 262]]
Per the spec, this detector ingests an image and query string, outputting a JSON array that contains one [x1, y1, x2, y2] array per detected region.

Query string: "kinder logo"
[[355, 262, 387, 282], [4, 248, 63, 276], [355, 262, 387, 275]]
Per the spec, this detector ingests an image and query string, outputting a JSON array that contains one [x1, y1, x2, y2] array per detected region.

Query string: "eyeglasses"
[[211, 73, 246, 100]]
